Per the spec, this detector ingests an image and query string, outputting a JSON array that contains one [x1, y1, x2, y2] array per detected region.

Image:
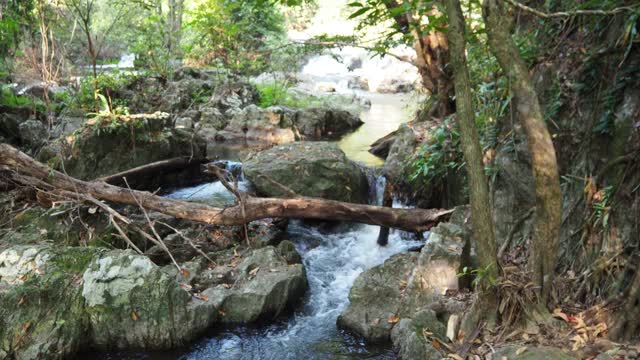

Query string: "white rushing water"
[[158, 169, 422, 360], [183, 222, 421, 360]]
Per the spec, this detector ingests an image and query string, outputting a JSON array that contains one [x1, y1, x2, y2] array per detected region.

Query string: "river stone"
[[390, 310, 444, 360], [294, 107, 363, 139], [337, 252, 419, 342], [277, 240, 302, 264], [18, 119, 48, 149], [62, 118, 206, 180], [81, 250, 216, 350], [243, 142, 369, 203], [201, 246, 307, 324], [200, 106, 227, 130], [0, 246, 98, 360], [226, 105, 297, 144]]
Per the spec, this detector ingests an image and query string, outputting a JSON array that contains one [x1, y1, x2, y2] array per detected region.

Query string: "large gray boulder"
[[59, 112, 206, 180], [338, 208, 470, 347], [390, 310, 445, 360], [244, 142, 370, 203], [82, 250, 216, 350], [337, 252, 419, 342], [200, 246, 307, 323], [294, 107, 363, 139], [0, 246, 98, 360], [0, 243, 307, 359], [226, 105, 297, 144]]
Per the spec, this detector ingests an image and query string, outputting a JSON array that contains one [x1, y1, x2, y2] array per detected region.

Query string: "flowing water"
[[92, 50, 421, 359], [158, 170, 423, 360]]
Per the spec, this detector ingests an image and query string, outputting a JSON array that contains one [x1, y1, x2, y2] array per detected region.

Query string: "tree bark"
[[482, 0, 562, 303], [382, 1, 454, 118], [0, 144, 453, 232], [444, 0, 499, 300]]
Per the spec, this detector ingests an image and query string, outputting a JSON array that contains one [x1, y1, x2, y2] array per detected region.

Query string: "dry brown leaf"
[[249, 267, 260, 277], [18, 296, 26, 306], [131, 311, 138, 321], [22, 321, 31, 333], [193, 293, 209, 301], [218, 310, 226, 316], [222, 283, 232, 289], [388, 315, 400, 324], [553, 308, 570, 322], [180, 268, 191, 277]]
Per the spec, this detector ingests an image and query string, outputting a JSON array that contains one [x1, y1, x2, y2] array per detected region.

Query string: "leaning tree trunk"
[[483, 0, 562, 303], [444, 0, 499, 323], [382, 1, 454, 119], [0, 144, 452, 232]]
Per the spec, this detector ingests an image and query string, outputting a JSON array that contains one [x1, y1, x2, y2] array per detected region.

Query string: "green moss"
[[50, 247, 102, 275]]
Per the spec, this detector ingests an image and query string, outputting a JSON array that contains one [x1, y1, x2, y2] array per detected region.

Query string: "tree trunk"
[[0, 144, 453, 232], [482, 0, 562, 303], [444, 0, 499, 324], [382, 1, 454, 119]]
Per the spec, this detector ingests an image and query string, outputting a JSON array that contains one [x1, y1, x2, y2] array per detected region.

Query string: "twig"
[[501, 0, 639, 18], [257, 174, 299, 198], [207, 164, 251, 246], [123, 177, 181, 272], [156, 220, 216, 265]]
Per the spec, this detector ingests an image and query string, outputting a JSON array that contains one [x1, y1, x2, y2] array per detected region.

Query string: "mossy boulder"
[[200, 246, 307, 324], [0, 243, 308, 359], [337, 252, 419, 342], [82, 250, 216, 350], [61, 113, 206, 180], [390, 310, 445, 360], [0, 246, 99, 360], [244, 142, 369, 203]]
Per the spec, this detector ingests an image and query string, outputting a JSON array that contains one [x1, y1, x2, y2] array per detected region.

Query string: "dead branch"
[[501, 0, 639, 18]]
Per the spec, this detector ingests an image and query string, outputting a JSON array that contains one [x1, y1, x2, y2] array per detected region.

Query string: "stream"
[[97, 50, 421, 359]]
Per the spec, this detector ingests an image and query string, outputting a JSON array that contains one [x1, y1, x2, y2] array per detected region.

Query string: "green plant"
[[0, 87, 46, 112], [458, 264, 498, 288], [74, 72, 135, 111], [410, 119, 464, 183]]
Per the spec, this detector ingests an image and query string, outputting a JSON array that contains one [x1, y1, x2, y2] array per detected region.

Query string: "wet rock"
[[244, 142, 370, 203], [390, 310, 444, 360], [0, 246, 99, 360], [226, 105, 296, 144], [175, 116, 194, 129], [376, 78, 415, 93], [277, 240, 302, 264], [82, 250, 216, 350], [200, 106, 227, 130], [368, 130, 397, 159], [201, 246, 307, 323], [348, 76, 370, 91], [337, 252, 419, 342], [18, 119, 48, 149], [61, 114, 206, 180], [294, 107, 363, 140]]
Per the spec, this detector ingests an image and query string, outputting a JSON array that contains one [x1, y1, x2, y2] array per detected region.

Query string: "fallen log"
[[0, 144, 453, 232], [98, 157, 214, 190]]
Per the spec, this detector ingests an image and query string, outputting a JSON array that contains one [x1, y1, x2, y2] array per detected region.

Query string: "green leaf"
[[348, 7, 370, 19]]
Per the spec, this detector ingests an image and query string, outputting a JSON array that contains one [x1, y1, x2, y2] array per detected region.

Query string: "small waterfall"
[[212, 160, 245, 182]]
